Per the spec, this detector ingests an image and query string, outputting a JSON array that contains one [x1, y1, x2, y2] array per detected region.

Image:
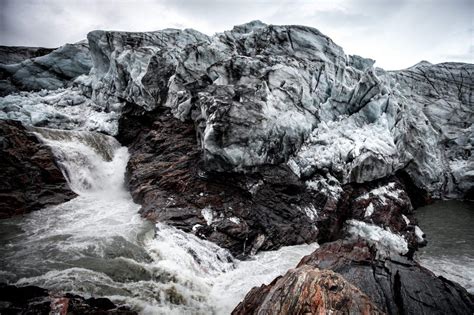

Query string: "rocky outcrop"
[[232, 266, 383, 315], [0, 284, 136, 314], [234, 239, 474, 315], [0, 41, 92, 96], [0, 45, 55, 65], [118, 104, 321, 257], [298, 239, 474, 315], [0, 120, 76, 218]]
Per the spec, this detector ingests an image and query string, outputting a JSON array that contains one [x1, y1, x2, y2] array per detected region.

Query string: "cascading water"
[[0, 127, 318, 314]]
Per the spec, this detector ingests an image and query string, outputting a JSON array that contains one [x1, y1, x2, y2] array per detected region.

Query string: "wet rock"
[[0, 120, 76, 218], [232, 266, 383, 315], [0, 283, 136, 314], [297, 239, 474, 315]]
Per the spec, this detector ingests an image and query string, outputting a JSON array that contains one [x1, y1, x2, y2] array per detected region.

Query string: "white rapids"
[[0, 128, 318, 314]]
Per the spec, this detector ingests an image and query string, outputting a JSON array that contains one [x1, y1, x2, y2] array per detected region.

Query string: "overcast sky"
[[0, 0, 472, 70]]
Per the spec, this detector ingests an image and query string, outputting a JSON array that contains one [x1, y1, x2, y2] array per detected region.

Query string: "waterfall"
[[30, 127, 125, 194], [0, 127, 319, 314]]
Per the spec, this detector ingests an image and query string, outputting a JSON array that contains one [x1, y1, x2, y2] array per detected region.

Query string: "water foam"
[[0, 128, 318, 314]]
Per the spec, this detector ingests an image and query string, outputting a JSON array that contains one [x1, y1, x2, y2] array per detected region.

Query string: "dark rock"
[[0, 283, 136, 315], [232, 266, 384, 315], [297, 239, 474, 315], [0, 120, 76, 219]]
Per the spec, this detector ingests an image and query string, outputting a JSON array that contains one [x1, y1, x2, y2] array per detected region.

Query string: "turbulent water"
[[0, 128, 318, 314], [415, 200, 474, 293]]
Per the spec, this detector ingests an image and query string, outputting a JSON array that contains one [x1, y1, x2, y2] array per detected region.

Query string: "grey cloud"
[[0, 0, 472, 69]]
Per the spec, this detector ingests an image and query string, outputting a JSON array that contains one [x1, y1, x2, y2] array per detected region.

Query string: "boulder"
[[233, 239, 474, 315], [297, 239, 474, 315], [232, 266, 384, 315]]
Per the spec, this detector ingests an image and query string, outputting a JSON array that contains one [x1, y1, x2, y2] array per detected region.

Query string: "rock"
[[118, 97, 427, 257], [297, 239, 474, 315], [0, 45, 55, 65], [118, 103, 321, 257], [234, 239, 473, 315], [0, 120, 76, 218], [0, 41, 92, 96], [232, 266, 384, 315], [0, 283, 137, 314]]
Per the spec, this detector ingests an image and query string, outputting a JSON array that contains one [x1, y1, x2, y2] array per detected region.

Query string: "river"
[[0, 128, 318, 314]]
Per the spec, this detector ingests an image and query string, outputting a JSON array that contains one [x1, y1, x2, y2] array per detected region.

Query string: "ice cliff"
[[66, 20, 471, 199]]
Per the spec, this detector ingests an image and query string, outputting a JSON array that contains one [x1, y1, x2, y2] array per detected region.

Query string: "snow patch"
[[301, 205, 318, 221], [201, 207, 214, 226], [229, 217, 241, 225], [346, 219, 408, 255], [414, 225, 425, 242], [356, 182, 404, 205], [364, 203, 374, 217], [402, 214, 410, 225]]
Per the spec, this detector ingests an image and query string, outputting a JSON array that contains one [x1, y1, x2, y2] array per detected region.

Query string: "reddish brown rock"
[[298, 239, 474, 315], [0, 120, 76, 218], [232, 266, 384, 315], [234, 239, 473, 315]]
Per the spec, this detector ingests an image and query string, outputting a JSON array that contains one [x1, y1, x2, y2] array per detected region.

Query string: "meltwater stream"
[[0, 128, 318, 314]]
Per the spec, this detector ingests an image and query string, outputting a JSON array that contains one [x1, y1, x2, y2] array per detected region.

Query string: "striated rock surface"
[[297, 239, 474, 315], [0, 41, 92, 96], [387, 62, 473, 199], [0, 120, 76, 218], [0, 283, 137, 314], [232, 266, 383, 315], [234, 239, 474, 315]]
